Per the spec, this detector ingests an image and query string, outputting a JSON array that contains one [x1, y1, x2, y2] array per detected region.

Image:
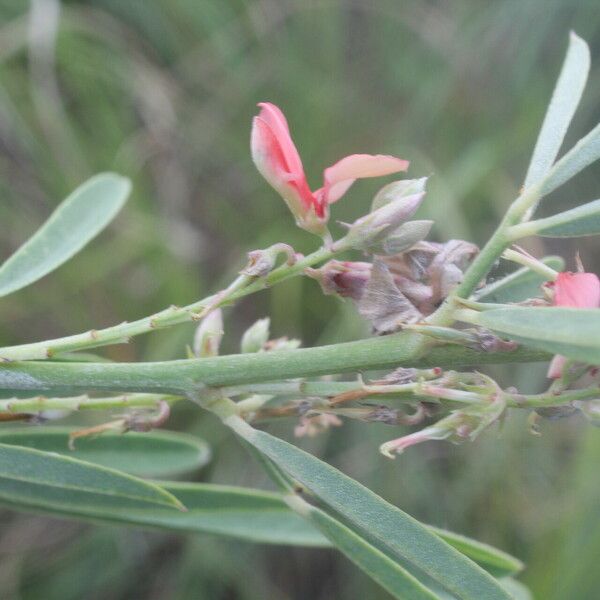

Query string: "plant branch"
[[0, 334, 550, 396], [0, 246, 334, 361]]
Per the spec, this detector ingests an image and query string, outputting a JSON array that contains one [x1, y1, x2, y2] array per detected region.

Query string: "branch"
[[0, 331, 550, 395]]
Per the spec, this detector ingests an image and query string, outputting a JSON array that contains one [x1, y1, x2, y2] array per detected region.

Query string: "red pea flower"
[[547, 271, 600, 378], [251, 102, 409, 235]]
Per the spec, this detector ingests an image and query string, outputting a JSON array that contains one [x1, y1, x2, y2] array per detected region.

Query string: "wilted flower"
[[305, 260, 372, 300], [309, 239, 478, 334], [294, 413, 342, 438], [358, 260, 422, 333], [546, 271, 600, 378], [251, 102, 409, 235], [383, 239, 479, 315]]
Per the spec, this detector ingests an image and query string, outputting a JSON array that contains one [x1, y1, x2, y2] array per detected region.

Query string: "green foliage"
[[0, 174, 130, 297], [475, 257, 564, 303], [0, 2, 599, 598], [0, 479, 330, 547], [0, 427, 211, 478], [523, 32, 589, 190], [232, 421, 511, 599], [467, 306, 600, 364], [302, 504, 439, 600], [426, 526, 523, 578], [530, 199, 600, 237], [0, 442, 183, 512]]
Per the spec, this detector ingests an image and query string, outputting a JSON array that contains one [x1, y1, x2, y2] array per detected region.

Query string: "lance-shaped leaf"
[[475, 257, 564, 303], [541, 120, 600, 197], [225, 418, 511, 600], [524, 32, 590, 191], [459, 307, 600, 364], [297, 500, 438, 600], [0, 443, 183, 511], [0, 427, 211, 478], [525, 199, 600, 237], [0, 173, 131, 297], [427, 526, 523, 578], [0, 480, 328, 547]]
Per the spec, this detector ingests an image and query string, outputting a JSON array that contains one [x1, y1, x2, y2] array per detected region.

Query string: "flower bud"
[[240, 318, 270, 353], [380, 422, 453, 458], [241, 243, 296, 277], [371, 220, 433, 256], [264, 336, 301, 351], [334, 189, 426, 253], [193, 309, 223, 358], [371, 177, 427, 208]]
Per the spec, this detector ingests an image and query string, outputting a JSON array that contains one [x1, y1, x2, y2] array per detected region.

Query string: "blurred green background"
[[0, 0, 600, 598]]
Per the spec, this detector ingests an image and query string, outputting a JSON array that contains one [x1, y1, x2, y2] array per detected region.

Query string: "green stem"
[[0, 246, 334, 361], [0, 334, 550, 396], [506, 386, 599, 408], [0, 393, 180, 413], [430, 184, 542, 326]]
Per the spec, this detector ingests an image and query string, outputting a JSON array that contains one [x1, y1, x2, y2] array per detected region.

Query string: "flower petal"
[[554, 272, 600, 308], [256, 102, 305, 178], [251, 113, 314, 216], [322, 154, 410, 204]]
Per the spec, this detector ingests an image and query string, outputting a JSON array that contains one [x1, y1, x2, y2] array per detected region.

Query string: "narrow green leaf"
[[303, 502, 438, 599], [0, 443, 183, 511], [529, 199, 600, 237], [227, 419, 511, 600], [542, 120, 600, 197], [475, 257, 564, 303], [0, 481, 329, 547], [498, 578, 533, 600], [466, 307, 600, 364], [0, 173, 131, 297], [427, 526, 523, 578], [0, 427, 210, 478], [524, 32, 590, 190]]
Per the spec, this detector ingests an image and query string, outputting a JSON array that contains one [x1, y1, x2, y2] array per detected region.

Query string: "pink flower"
[[251, 102, 409, 235], [547, 271, 600, 378]]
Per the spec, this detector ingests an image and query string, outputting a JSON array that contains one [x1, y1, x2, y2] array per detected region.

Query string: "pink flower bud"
[[251, 102, 409, 235]]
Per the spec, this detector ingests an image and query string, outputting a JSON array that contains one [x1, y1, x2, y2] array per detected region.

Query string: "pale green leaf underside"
[[0, 427, 211, 478], [532, 198, 600, 237], [474, 307, 600, 364], [524, 32, 590, 190], [0, 443, 182, 510], [0, 173, 131, 297], [232, 421, 511, 600], [475, 257, 564, 303]]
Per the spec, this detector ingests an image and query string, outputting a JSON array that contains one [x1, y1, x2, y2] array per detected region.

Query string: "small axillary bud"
[[241, 243, 296, 277], [193, 308, 224, 358], [240, 318, 270, 353]]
